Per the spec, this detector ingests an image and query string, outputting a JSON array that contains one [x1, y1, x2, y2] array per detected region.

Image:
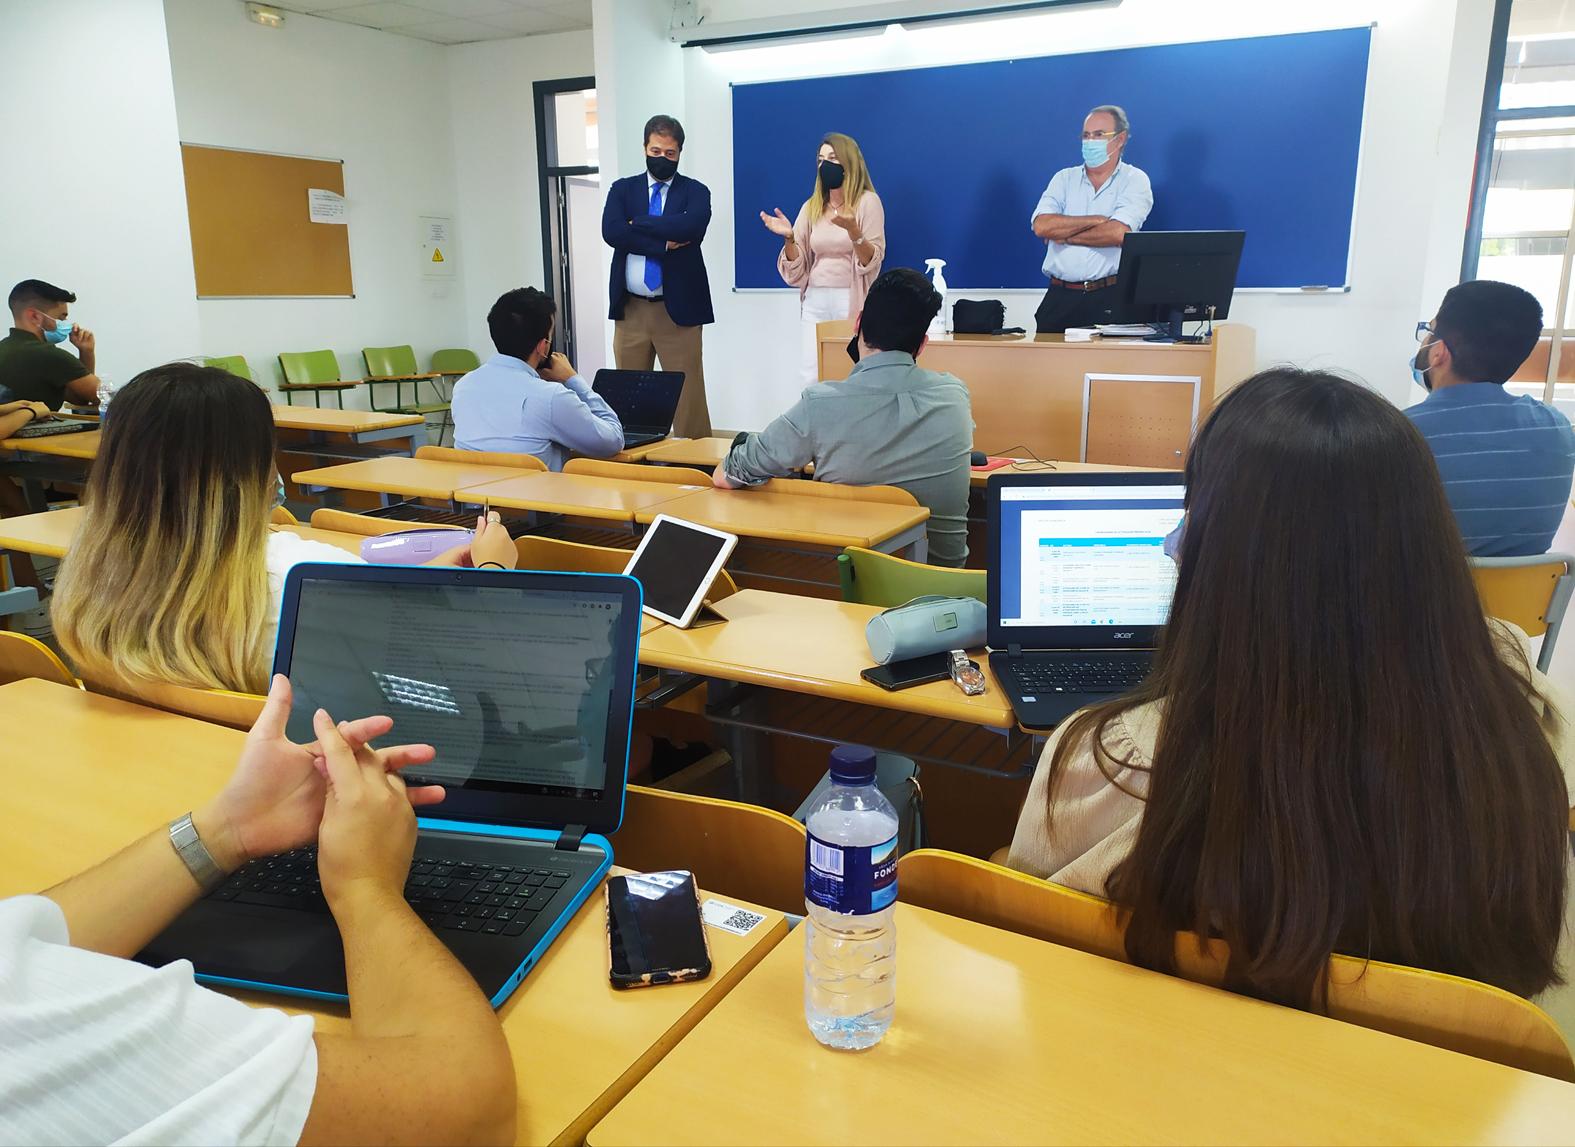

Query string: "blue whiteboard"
[[731, 27, 1370, 290]]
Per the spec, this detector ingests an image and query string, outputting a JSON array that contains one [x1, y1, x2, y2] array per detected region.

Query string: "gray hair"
[[1087, 104, 1130, 138]]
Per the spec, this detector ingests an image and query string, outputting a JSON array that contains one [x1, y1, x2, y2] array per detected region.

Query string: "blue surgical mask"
[[1081, 138, 1110, 168], [42, 320, 73, 345], [1411, 340, 1434, 392], [1162, 515, 1185, 563], [274, 474, 287, 510]]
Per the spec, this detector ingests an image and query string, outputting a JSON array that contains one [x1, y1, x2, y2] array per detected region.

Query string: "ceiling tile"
[[479, 5, 589, 33], [385, 16, 515, 41], [321, 1, 442, 28], [401, 0, 518, 18]]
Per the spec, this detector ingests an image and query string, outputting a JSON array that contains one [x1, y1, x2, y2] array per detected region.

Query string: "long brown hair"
[[1047, 367, 1569, 1005], [54, 362, 277, 694], [804, 132, 875, 225]]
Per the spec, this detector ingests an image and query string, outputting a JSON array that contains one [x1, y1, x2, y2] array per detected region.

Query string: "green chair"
[[837, 546, 987, 607], [204, 355, 253, 382], [363, 345, 452, 443], [276, 350, 362, 408], [430, 347, 481, 378]]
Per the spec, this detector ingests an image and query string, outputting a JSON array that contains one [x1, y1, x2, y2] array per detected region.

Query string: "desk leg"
[[880, 523, 928, 563]]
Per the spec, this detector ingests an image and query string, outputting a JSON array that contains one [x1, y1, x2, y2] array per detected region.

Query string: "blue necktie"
[[644, 182, 665, 293]]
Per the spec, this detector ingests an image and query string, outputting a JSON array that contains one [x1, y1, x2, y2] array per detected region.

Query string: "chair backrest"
[[564, 458, 711, 486], [616, 784, 807, 913], [430, 347, 481, 375], [307, 509, 465, 537], [837, 546, 987, 607], [514, 535, 739, 600], [82, 670, 266, 731], [1470, 552, 1574, 674], [269, 505, 299, 526], [0, 632, 78, 688], [205, 355, 253, 381], [415, 444, 546, 472], [278, 350, 342, 386], [363, 345, 420, 378], [755, 477, 918, 507], [897, 849, 1575, 1082]]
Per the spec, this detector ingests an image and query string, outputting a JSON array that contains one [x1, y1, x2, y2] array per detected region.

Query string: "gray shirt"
[[723, 350, 974, 566]]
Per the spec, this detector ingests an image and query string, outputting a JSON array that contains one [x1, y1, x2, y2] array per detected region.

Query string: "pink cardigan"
[[777, 191, 886, 317]]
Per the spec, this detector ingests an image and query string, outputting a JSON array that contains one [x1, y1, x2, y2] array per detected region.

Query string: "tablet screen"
[[627, 519, 729, 620]]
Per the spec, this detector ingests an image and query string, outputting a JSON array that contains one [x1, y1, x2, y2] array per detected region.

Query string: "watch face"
[[949, 654, 986, 695]]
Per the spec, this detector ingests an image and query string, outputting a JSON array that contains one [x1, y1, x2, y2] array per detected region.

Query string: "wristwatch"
[[169, 813, 227, 893], [949, 650, 987, 696]]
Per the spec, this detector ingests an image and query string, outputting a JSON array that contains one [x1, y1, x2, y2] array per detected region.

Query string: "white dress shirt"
[[1030, 161, 1154, 283], [625, 173, 673, 299]]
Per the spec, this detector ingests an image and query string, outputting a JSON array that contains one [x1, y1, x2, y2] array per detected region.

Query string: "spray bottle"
[[924, 258, 949, 337]]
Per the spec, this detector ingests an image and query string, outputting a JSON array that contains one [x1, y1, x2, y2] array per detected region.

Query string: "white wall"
[[673, 0, 1496, 431], [0, 0, 200, 385], [164, 0, 468, 398], [446, 31, 596, 358]]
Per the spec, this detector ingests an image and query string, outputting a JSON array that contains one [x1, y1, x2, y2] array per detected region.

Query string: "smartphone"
[[606, 870, 712, 989], [860, 652, 953, 691]]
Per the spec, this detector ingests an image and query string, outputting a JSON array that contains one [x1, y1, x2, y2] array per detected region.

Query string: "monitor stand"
[[1144, 307, 1209, 344]]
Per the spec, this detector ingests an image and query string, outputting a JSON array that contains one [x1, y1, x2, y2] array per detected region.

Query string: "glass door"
[[535, 79, 598, 368]]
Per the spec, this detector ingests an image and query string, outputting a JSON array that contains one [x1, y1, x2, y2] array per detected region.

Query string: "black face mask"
[[819, 160, 845, 190], [846, 332, 860, 365], [646, 154, 678, 182]]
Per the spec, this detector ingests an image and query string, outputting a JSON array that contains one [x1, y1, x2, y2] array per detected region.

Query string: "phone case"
[[605, 873, 714, 990]]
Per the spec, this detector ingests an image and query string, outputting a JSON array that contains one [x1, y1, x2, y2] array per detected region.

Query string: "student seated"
[[0, 279, 101, 410], [712, 267, 973, 567], [52, 363, 517, 696], [1007, 367, 1572, 1007], [0, 677, 516, 1146], [0, 399, 53, 592], [1408, 279, 1575, 556], [452, 287, 624, 471]]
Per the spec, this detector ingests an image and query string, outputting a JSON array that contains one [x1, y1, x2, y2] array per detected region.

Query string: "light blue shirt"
[[1030, 161, 1154, 282], [1406, 381, 1575, 557], [624, 174, 672, 299], [451, 353, 624, 472]]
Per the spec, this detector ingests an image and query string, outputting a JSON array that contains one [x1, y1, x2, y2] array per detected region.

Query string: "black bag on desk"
[[952, 298, 1006, 334]]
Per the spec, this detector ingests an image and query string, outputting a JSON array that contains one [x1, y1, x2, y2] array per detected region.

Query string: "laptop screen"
[[274, 567, 640, 830], [990, 474, 1185, 646], [592, 370, 684, 432]]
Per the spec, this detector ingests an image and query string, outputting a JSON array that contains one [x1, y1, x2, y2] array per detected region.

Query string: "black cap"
[[829, 744, 877, 785]]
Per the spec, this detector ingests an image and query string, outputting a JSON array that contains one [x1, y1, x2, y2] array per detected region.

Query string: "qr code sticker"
[[702, 898, 766, 936]]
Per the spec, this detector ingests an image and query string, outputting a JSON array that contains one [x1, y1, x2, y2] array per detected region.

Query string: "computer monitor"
[[1112, 230, 1246, 342]]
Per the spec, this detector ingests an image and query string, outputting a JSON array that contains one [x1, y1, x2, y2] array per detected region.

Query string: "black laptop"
[[986, 470, 1185, 730], [138, 564, 642, 1007], [593, 369, 685, 448]]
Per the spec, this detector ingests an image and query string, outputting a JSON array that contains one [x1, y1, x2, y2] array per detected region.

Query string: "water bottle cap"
[[828, 744, 877, 785]]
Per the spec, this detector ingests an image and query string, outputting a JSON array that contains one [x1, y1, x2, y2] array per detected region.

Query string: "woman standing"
[[760, 133, 885, 385]]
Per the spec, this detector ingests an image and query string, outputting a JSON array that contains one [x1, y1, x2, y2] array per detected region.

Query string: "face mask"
[[274, 474, 287, 510], [646, 154, 678, 182], [1162, 515, 1185, 563], [1412, 340, 1434, 391], [42, 319, 73, 345], [846, 332, 861, 365], [819, 160, 845, 190], [1081, 138, 1110, 168]]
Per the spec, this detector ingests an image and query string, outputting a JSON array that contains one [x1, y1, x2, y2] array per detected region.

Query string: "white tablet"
[[623, 514, 739, 628]]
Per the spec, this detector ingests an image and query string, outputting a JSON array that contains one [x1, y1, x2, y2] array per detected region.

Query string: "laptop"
[[593, 369, 685, 448], [138, 563, 642, 1007], [986, 470, 1185, 731], [10, 416, 92, 439]]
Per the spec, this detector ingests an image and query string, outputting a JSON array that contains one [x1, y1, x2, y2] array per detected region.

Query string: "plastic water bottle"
[[803, 744, 898, 1050], [95, 375, 117, 425], [924, 258, 950, 336]]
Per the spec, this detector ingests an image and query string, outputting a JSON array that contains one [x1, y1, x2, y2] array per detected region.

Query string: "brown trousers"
[[613, 296, 711, 438]]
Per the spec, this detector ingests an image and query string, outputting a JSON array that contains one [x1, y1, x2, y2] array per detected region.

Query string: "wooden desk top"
[[816, 317, 1222, 355], [270, 406, 425, 434], [642, 437, 732, 469], [0, 679, 789, 1147], [607, 439, 671, 463], [291, 456, 540, 500], [970, 458, 1164, 488], [591, 901, 1575, 1147], [0, 506, 365, 559], [457, 472, 703, 524], [637, 589, 1012, 727], [0, 426, 101, 459], [635, 488, 929, 550]]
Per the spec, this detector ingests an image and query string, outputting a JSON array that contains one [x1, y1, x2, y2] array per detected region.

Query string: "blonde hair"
[[804, 132, 875, 226], [54, 363, 277, 695]]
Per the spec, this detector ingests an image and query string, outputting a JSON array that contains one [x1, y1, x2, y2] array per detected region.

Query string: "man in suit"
[[601, 114, 714, 437]]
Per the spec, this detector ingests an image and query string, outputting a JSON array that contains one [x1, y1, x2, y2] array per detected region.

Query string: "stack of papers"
[[1063, 327, 1099, 342], [1094, 323, 1159, 338]]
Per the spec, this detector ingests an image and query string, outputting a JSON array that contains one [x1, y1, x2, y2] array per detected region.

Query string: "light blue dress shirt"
[[451, 353, 624, 472], [1030, 161, 1154, 282], [624, 174, 673, 299]]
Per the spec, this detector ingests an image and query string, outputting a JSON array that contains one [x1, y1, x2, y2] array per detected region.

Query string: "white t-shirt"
[[0, 896, 317, 1145], [263, 531, 365, 656]]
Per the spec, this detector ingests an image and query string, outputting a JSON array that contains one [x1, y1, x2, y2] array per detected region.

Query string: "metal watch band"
[[169, 813, 227, 893]]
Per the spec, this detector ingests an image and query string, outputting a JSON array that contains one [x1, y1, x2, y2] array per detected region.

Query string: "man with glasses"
[[1407, 279, 1575, 556], [1029, 105, 1153, 333]]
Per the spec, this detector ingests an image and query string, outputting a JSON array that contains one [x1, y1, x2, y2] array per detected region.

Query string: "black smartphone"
[[606, 870, 713, 989], [861, 652, 954, 692]]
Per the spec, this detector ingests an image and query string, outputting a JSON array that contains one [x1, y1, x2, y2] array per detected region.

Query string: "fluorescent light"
[[246, 3, 285, 29]]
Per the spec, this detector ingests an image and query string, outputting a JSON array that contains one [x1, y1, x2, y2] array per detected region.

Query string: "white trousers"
[[800, 285, 850, 386]]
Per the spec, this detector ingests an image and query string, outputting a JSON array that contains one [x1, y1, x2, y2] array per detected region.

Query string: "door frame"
[[533, 75, 597, 365]]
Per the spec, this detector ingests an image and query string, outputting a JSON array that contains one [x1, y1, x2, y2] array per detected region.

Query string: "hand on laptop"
[[538, 352, 577, 383]]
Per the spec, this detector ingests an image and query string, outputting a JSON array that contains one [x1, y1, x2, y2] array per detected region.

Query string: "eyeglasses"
[[1081, 130, 1122, 140], [1415, 321, 1435, 342]]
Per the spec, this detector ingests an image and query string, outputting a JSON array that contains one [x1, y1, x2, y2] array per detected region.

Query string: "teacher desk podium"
[[816, 319, 1255, 468]]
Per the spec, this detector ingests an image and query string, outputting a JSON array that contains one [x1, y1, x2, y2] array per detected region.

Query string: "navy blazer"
[[602, 172, 714, 328]]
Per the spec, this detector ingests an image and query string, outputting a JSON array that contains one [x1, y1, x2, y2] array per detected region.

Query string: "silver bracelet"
[[169, 813, 227, 893]]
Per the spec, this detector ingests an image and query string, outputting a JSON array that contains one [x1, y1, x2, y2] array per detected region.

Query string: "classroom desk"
[[607, 439, 673, 463], [290, 456, 541, 505], [0, 426, 101, 460], [457, 472, 705, 527], [969, 457, 1163, 488], [0, 678, 790, 1147], [633, 488, 930, 559], [270, 405, 425, 454], [0, 505, 367, 560], [642, 437, 733, 469], [590, 901, 1575, 1147]]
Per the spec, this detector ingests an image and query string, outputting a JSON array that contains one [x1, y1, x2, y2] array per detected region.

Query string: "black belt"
[[631, 293, 664, 302], [1050, 275, 1118, 292]]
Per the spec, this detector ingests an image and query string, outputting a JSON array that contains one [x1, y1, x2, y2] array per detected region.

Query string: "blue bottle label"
[[805, 831, 898, 915]]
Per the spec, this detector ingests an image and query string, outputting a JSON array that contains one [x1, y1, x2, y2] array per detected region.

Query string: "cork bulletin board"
[[181, 143, 354, 298]]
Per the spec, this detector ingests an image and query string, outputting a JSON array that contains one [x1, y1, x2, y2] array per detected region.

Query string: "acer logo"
[[1113, 632, 1135, 639]]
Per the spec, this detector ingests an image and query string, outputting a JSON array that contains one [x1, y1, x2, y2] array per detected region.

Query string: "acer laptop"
[[986, 471, 1184, 731], [593, 369, 685, 448], [138, 563, 642, 1007]]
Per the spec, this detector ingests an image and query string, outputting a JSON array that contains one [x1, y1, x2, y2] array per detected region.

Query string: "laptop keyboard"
[[208, 848, 575, 937], [11, 419, 92, 439], [1011, 655, 1152, 694]]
